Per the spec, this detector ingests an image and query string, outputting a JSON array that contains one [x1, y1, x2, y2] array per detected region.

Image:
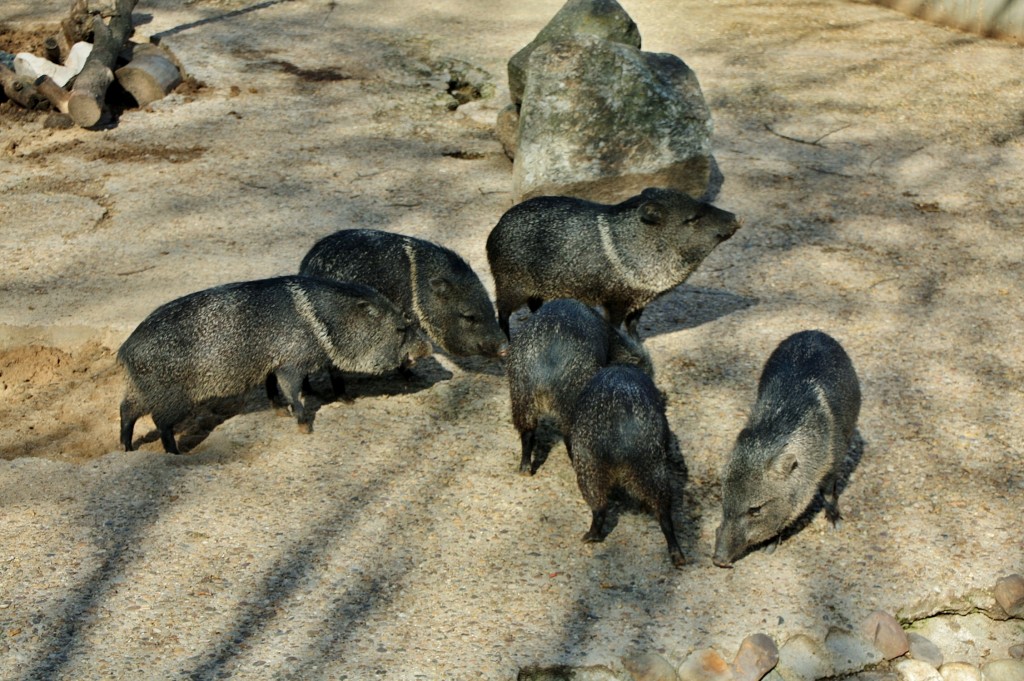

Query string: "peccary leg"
[[563, 433, 573, 462], [822, 475, 843, 528], [583, 507, 608, 543], [327, 367, 353, 403], [265, 373, 290, 414], [275, 367, 314, 433], [519, 429, 536, 475], [526, 297, 543, 312], [623, 308, 644, 339], [119, 398, 141, 452], [497, 300, 516, 339], [656, 500, 686, 568], [157, 426, 180, 455]]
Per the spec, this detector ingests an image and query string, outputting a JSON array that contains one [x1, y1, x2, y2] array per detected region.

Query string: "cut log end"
[[67, 90, 107, 127], [116, 50, 182, 107]]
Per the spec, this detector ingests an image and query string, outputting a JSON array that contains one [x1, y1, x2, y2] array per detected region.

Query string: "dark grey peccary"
[[118, 276, 432, 454], [713, 330, 861, 567], [486, 187, 740, 339], [571, 364, 686, 568], [299, 229, 508, 358], [505, 298, 651, 475]]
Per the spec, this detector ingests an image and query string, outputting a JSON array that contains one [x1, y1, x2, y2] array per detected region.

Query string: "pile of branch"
[[1, 0, 183, 128]]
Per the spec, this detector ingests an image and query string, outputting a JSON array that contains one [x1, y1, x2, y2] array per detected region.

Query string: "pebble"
[[981, 658, 1024, 681], [993, 574, 1024, 618], [907, 632, 943, 668], [1010, 643, 1024, 660], [825, 627, 884, 674], [622, 652, 679, 681], [894, 659, 943, 681], [776, 634, 832, 681], [937, 662, 983, 681], [863, 610, 910, 660], [678, 649, 733, 681], [732, 633, 778, 681]]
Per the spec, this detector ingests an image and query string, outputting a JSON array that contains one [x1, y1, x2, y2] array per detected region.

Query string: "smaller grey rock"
[[937, 662, 983, 681], [894, 659, 942, 681], [732, 634, 778, 681], [863, 610, 910, 660], [981, 659, 1024, 681], [623, 652, 679, 681], [1009, 643, 1024, 660], [993, 574, 1024, 618], [908, 632, 943, 668], [825, 627, 884, 675], [776, 634, 832, 681], [677, 649, 733, 681]]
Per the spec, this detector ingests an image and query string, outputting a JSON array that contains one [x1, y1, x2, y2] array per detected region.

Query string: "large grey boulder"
[[507, 0, 640, 107], [510, 33, 715, 203]]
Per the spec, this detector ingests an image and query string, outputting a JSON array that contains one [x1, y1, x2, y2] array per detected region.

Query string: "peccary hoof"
[[297, 422, 313, 434], [582, 531, 605, 544], [518, 461, 534, 476], [670, 551, 686, 569]]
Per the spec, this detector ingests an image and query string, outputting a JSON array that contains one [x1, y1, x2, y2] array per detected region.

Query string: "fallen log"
[[115, 43, 182, 107], [55, 0, 93, 62], [67, 0, 138, 127], [0, 63, 47, 110], [34, 75, 72, 114]]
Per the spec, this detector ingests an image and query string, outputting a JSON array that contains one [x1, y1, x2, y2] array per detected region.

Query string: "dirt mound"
[[0, 342, 120, 461]]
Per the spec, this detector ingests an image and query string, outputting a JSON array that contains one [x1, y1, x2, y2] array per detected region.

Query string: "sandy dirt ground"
[[1, 0, 1022, 679]]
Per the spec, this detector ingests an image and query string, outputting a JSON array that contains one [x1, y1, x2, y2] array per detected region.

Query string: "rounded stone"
[[776, 634, 833, 681], [863, 611, 910, 660], [732, 633, 779, 681], [908, 632, 943, 669], [981, 658, 1024, 681], [677, 648, 732, 681], [622, 652, 679, 681], [894, 658, 942, 681], [825, 627, 884, 674], [937, 662, 983, 681]]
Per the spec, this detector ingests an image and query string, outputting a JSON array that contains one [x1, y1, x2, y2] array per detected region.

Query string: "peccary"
[[713, 330, 861, 567], [505, 298, 651, 475], [299, 229, 507, 358], [570, 364, 686, 568], [117, 276, 432, 454], [486, 187, 740, 338]]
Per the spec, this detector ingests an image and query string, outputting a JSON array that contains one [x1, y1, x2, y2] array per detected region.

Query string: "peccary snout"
[[713, 330, 861, 566]]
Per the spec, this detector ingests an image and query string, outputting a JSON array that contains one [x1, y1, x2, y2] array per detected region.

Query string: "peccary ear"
[[356, 299, 381, 318], [429, 276, 452, 298], [768, 444, 801, 480], [639, 200, 666, 226]]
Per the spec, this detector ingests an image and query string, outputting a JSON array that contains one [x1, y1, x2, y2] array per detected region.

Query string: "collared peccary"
[[486, 187, 740, 338], [299, 229, 507, 358], [570, 364, 686, 568], [117, 276, 432, 454], [713, 330, 861, 567], [505, 298, 651, 475]]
